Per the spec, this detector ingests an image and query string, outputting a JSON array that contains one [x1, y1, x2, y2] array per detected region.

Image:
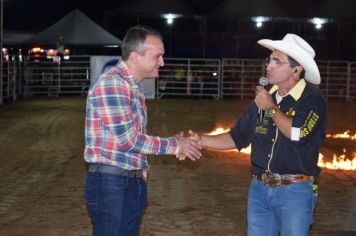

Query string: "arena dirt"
[[0, 97, 355, 236]]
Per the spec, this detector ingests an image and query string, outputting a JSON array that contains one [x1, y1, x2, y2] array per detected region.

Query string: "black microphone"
[[258, 76, 269, 123]]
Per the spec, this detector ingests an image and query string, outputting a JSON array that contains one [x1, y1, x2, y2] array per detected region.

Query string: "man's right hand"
[[188, 130, 202, 144], [176, 134, 202, 161]]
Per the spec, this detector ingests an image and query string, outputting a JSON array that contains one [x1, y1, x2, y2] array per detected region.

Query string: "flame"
[[206, 127, 356, 171], [326, 130, 356, 140], [318, 152, 356, 170], [208, 127, 230, 135]]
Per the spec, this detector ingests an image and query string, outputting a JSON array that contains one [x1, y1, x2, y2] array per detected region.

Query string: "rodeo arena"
[[1, 1, 356, 235]]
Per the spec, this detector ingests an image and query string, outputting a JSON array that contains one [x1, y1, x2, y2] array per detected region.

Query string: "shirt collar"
[[119, 61, 140, 89], [269, 79, 306, 101]]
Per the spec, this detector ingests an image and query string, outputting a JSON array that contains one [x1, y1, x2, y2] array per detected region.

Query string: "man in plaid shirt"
[[84, 25, 202, 236]]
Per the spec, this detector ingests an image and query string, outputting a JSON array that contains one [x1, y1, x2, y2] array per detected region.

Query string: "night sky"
[[4, 0, 116, 31], [3, 0, 222, 31], [3, 0, 356, 60]]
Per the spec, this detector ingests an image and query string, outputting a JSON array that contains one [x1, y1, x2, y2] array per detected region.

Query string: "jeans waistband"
[[88, 164, 143, 178]]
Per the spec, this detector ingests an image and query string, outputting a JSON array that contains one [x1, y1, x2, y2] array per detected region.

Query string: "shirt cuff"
[[165, 137, 180, 155], [291, 127, 300, 141]]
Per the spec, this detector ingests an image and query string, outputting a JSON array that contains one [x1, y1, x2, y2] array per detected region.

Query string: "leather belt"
[[254, 173, 314, 188], [88, 164, 143, 178]]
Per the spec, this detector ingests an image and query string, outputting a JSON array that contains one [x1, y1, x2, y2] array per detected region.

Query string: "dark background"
[[3, 0, 356, 60]]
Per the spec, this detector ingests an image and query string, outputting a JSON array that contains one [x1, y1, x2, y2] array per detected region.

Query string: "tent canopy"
[[4, 31, 35, 45], [25, 9, 122, 46]]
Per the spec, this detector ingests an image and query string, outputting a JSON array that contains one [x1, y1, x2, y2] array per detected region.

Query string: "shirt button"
[[268, 154, 271, 157], [273, 123, 276, 126], [272, 139, 275, 142]]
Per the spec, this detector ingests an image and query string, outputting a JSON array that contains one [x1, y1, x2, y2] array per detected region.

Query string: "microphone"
[[258, 76, 269, 123]]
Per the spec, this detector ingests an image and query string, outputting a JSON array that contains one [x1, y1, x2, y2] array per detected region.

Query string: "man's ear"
[[129, 51, 139, 63], [292, 66, 302, 80], [293, 65, 300, 73]]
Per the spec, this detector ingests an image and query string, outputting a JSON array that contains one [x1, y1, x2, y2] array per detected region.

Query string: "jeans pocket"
[[286, 181, 311, 194]]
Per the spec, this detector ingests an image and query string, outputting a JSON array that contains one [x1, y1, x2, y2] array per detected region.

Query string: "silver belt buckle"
[[261, 173, 281, 188]]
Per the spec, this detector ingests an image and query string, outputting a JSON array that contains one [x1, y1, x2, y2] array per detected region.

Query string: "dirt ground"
[[0, 97, 355, 236]]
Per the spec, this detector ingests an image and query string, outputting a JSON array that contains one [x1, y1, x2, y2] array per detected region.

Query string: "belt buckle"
[[262, 173, 281, 188]]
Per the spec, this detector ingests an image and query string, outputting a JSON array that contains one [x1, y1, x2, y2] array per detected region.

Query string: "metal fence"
[[157, 58, 221, 99], [221, 59, 264, 99], [220, 59, 356, 100], [25, 56, 90, 97], [2, 55, 25, 101], [1, 55, 355, 102], [318, 61, 356, 100]]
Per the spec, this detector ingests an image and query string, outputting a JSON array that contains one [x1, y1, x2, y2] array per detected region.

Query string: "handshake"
[[175, 130, 203, 161]]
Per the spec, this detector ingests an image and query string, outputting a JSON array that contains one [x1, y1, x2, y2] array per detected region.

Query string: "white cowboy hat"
[[258, 33, 321, 85]]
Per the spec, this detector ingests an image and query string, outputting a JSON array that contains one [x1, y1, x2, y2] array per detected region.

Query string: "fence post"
[[220, 59, 224, 99], [346, 62, 351, 101], [12, 57, 16, 101], [326, 61, 329, 99], [24, 58, 30, 97], [6, 58, 9, 99], [58, 61, 61, 94], [0, 0, 3, 105], [218, 59, 221, 99], [240, 60, 245, 100]]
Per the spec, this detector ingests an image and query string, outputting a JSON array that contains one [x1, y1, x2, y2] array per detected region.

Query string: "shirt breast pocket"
[[131, 98, 146, 129]]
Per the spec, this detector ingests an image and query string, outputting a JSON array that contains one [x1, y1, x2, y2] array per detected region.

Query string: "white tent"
[[4, 31, 35, 45], [25, 9, 121, 46]]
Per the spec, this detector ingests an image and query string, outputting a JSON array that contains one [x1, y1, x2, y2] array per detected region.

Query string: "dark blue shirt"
[[230, 80, 328, 176]]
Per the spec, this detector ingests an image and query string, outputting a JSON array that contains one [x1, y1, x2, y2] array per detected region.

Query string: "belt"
[[254, 173, 314, 188], [88, 164, 143, 178]]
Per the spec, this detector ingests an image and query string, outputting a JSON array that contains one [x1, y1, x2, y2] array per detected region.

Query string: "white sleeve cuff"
[[291, 127, 300, 141]]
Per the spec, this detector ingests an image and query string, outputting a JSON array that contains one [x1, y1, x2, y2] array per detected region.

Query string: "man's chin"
[[144, 73, 159, 80], [145, 75, 158, 79]]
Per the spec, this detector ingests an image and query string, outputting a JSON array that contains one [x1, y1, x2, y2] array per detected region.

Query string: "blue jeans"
[[85, 171, 147, 236], [247, 178, 318, 236]]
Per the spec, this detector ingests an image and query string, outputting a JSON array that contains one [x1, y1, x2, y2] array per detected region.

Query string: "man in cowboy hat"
[[186, 34, 328, 235]]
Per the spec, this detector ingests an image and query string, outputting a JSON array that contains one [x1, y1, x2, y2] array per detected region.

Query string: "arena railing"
[[24, 55, 91, 97], [1, 55, 355, 101], [220, 58, 356, 101], [349, 62, 356, 101], [221, 58, 264, 99], [1, 55, 25, 102], [157, 58, 221, 99], [318, 61, 353, 100]]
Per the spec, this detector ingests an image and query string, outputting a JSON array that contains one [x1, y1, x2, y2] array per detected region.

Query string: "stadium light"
[[167, 16, 173, 25], [252, 16, 270, 29], [162, 13, 181, 26], [309, 17, 328, 30]]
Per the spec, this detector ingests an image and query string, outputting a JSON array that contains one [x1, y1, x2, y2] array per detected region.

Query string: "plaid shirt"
[[84, 61, 179, 171]]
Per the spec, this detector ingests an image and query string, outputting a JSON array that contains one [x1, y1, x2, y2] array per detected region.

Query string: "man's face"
[[265, 50, 294, 86], [136, 36, 165, 79]]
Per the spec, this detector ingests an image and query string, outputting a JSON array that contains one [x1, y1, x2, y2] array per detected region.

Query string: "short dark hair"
[[121, 25, 163, 61], [287, 55, 305, 79]]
